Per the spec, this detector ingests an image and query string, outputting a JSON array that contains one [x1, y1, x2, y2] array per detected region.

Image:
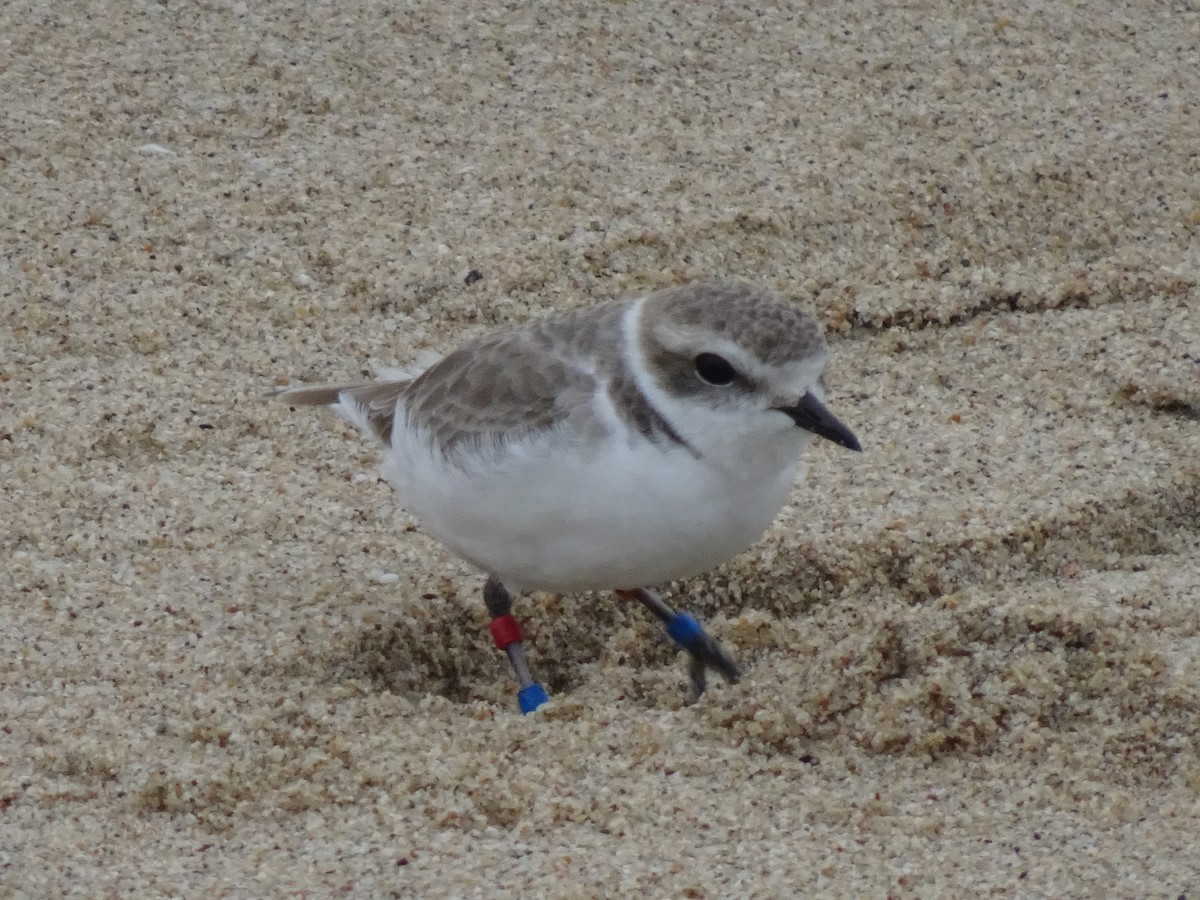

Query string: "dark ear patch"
[[606, 370, 694, 453]]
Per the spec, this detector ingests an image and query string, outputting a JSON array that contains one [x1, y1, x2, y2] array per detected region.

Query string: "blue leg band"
[[666, 612, 703, 649], [518, 683, 549, 714]]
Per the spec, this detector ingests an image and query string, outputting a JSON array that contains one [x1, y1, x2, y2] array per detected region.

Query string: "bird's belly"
[[392, 436, 799, 593]]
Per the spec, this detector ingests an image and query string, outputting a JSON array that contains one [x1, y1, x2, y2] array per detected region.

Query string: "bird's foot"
[[618, 588, 742, 700]]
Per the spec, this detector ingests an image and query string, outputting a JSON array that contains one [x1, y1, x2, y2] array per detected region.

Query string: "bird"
[[274, 278, 861, 712]]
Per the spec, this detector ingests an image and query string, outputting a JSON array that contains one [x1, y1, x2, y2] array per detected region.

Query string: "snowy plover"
[[275, 279, 860, 712]]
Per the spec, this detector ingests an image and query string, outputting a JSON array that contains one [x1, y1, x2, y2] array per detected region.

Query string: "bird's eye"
[[694, 352, 737, 386]]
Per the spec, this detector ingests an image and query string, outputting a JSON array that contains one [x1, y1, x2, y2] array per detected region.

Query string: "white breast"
[[383, 418, 807, 593]]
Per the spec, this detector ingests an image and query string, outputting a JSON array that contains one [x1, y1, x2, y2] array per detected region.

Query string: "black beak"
[[777, 392, 862, 452]]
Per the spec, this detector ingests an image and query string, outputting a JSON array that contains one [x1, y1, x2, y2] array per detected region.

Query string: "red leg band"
[[489, 614, 522, 650]]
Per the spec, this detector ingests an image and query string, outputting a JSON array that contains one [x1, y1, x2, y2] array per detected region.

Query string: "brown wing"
[[404, 303, 626, 456]]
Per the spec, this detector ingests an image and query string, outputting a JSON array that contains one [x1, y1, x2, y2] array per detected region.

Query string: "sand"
[[3, 1, 1198, 896]]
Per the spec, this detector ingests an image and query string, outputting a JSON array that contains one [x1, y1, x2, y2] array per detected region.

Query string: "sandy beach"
[[3, 1, 1198, 895]]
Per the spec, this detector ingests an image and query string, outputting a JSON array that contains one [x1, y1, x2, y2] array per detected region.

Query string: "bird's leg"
[[483, 575, 549, 714], [616, 587, 743, 699]]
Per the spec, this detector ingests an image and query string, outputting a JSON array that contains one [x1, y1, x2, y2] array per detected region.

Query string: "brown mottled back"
[[402, 302, 628, 456]]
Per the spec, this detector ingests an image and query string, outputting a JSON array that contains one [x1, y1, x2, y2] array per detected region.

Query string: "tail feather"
[[273, 379, 411, 445], [271, 383, 361, 406]]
